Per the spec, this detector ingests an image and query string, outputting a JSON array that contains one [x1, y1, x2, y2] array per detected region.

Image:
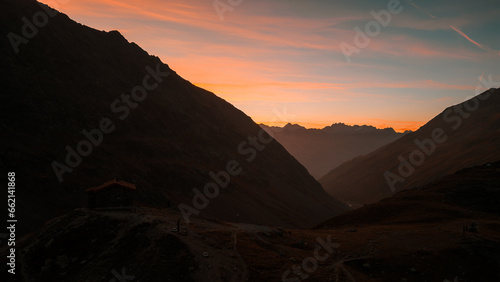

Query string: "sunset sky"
[[41, 0, 500, 131]]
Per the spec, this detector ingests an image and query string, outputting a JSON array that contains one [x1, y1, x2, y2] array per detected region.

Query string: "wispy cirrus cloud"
[[402, 0, 497, 53], [449, 25, 492, 51], [405, 0, 437, 19]]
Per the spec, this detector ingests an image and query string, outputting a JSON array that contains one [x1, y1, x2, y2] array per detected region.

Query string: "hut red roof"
[[85, 178, 136, 193]]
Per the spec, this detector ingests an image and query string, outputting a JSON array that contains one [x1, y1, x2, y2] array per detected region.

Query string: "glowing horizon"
[[258, 120, 423, 133], [40, 0, 500, 132]]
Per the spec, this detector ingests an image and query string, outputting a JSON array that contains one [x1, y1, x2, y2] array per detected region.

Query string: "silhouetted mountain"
[[0, 0, 348, 236], [261, 123, 406, 179], [320, 89, 500, 207], [318, 161, 500, 227]]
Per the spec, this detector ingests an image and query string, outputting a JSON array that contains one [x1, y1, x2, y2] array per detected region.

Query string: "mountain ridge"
[[260, 122, 407, 179], [1, 0, 348, 236], [262, 122, 410, 134], [320, 88, 500, 207]]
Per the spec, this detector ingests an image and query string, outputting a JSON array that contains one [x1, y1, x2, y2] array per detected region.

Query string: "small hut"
[[86, 178, 136, 209]]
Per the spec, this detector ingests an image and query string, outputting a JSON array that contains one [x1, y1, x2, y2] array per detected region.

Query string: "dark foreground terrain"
[[2, 162, 500, 281]]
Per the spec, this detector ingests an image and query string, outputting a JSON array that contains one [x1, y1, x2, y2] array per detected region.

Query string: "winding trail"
[[229, 231, 248, 282]]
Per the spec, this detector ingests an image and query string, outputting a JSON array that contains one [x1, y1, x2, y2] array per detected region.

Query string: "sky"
[[41, 0, 500, 132]]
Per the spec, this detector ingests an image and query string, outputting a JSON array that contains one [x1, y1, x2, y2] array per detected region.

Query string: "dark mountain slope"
[[0, 0, 347, 235], [312, 161, 500, 281], [318, 161, 500, 228], [320, 89, 500, 206]]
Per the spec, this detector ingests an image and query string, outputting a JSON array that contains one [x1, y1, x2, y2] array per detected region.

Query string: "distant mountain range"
[[320, 89, 500, 207], [261, 123, 408, 179], [0, 0, 347, 235]]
